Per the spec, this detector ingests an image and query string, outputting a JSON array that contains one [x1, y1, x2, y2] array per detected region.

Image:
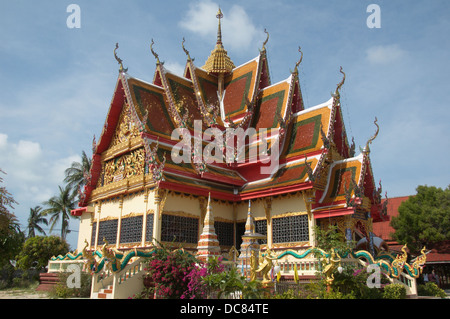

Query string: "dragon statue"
[[390, 244, 408, 278], [404, 246, 427, 278], [254, 249, 278, 284], [82, 239, 98, 272], [322, 249, 341, 286], [101, 238, 121, 272], [274, 244, 427, 282]]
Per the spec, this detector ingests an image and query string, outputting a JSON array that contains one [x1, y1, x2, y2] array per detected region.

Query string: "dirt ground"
[[0, 289, 49, 299]]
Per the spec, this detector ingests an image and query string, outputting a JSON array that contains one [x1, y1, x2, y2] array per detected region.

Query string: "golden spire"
[[202, 7, 235, 74], [216, 7, 223, 45]]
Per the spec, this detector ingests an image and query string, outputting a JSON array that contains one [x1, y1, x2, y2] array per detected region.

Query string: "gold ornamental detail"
[[100, 148, 145, 187], [111, 102, 140, 147]]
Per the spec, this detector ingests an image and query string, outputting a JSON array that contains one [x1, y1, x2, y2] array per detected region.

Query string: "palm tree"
[[64, 150, 92, 201], [42, 185, 77, 240], [26, 206, 48, 238]]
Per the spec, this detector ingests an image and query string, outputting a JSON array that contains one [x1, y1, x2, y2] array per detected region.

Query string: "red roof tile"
[[372, 196, 411, 241]]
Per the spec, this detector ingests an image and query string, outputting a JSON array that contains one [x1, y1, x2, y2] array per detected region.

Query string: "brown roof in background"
[[373, 195, 450, 263], [373, 196, 410, 241]]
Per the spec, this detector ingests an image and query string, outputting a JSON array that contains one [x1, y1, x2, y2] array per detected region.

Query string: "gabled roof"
[[223, 56, 262, 123], [239, 154, 321, 199], [316, 153, 365, 207], [282, 97, 335, 161], [79, 74, 129, 207], [75, 22, 384, 224], [126, 76, 177, 139], [311, 150, 386, 222]]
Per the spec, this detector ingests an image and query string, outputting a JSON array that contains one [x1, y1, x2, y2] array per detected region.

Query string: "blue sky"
[[1, 0, 449, 249]]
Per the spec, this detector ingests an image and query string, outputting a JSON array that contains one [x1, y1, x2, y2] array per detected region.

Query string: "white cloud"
[[164, 61, 186, 77], [366, 44, 407, 65], [0, 133, 81, 214], [0, 133, 8, 149], [15, 140, 42, 160], [179, 0, 218, 38], [51, 154, 81, 186], [179, 0, 263, 52]]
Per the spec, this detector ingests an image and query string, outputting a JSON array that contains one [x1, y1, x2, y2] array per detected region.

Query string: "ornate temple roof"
[[75, 11, 387, 223]]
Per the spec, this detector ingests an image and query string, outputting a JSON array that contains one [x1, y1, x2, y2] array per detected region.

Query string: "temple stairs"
[[36, 272, 60, 292], [92, 285, 114, 299], [90, 257, 146, 299]]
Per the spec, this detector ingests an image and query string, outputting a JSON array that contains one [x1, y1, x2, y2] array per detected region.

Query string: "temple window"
[[235, 222, 246, 250], [119, 215, 143, 244], [161, 214, 199, 244], [272, 214, 309, 244], [255, 219, 268, 244], [215, 221, 234, 247], [97, 219, 118, 245], [145, 212, 154, 242]]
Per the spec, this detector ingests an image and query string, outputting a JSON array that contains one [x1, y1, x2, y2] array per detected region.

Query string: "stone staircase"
[[36, 272, 60, 292], [90, 257, 145, 299], [92, 285, 114, 299]]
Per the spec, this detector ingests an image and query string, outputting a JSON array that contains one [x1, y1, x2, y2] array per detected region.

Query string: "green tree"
[[0, 168, 18, 233], [42, 185, 77, 240], [390, 185, 450, 253], [64, 150, 92, 201], [16, 236, 69, 270], [26, 206, 48, 238], [314, 224, 355, 256], [0, 169, 25, 267]]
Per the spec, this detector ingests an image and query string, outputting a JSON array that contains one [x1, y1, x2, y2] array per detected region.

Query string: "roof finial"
[[335, 66, 346, 95], [293, 46, 303, 74], [261, 28, 269, 51], [216, 7, 223, 45], [362, 117, 379, 154], [150, 38, 160, 64], [114, 43, 128, 73], [182, 37, 193, 61]]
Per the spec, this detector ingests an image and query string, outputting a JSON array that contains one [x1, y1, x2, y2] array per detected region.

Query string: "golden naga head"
[[114, 42, 128, 73], [362, 117, 379, 155]]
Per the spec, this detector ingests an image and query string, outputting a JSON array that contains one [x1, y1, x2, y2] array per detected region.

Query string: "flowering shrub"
[[181, 256, 226, 299], [144, 248, 197, 299], [142, 243, 225, 299]]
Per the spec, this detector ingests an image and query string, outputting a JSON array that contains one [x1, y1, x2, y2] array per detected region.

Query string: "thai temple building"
[[59, 9, 419, 298]]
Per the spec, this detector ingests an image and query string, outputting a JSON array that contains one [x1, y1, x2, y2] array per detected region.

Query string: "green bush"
[[15, 236, 69, 271], [331, 265, 385, 299], [49, 271, 91, 299], [383, 283, 406, 299], [417, 282, 447, 298]]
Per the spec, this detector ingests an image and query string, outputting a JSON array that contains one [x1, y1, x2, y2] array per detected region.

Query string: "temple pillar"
[[141, 187, 150, 247], [303, 190, 316, 247], [94, 201, 101, 250], [264, 198, 273, 248], [152, 188, 166, 246], [116, 195, 124, 249]]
